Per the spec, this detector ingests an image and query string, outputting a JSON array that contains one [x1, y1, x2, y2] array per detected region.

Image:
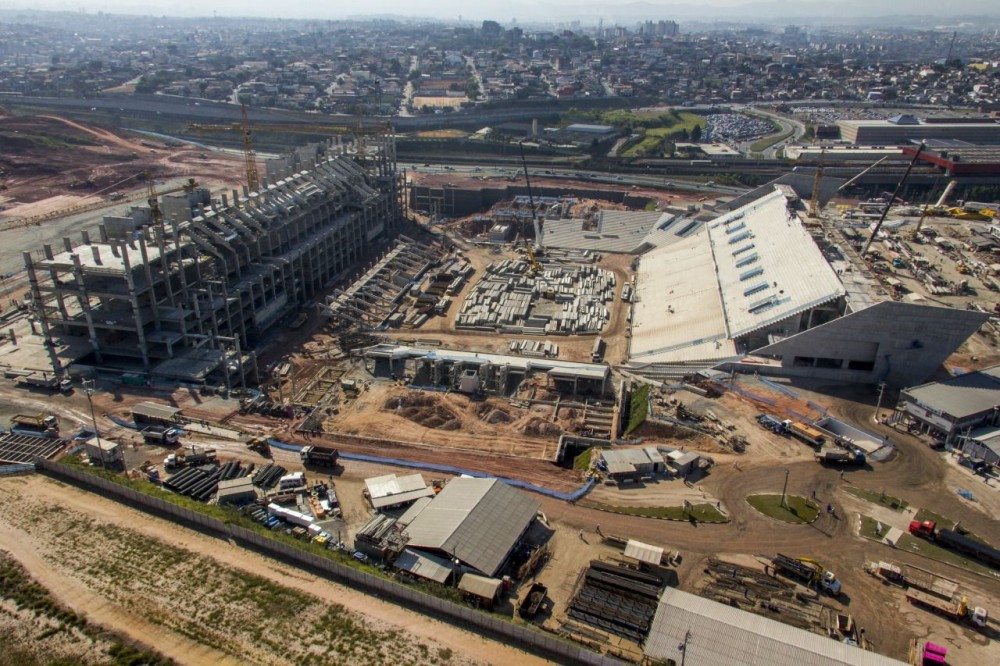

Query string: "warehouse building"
[[644, 588, 906, 666], [24, 133, 403, 386], [836, 115, 1000, 145], [403, 477, 539, 578], [364, 473, 435, 510], [626, 184, 988, 386], [897, 365, 1000, 444]]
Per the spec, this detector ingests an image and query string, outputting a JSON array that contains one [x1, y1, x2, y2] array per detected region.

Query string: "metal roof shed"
[[624, 539, 664, 565], [404, 477, 540, 577], [131, 402, 182, 423], [458, 573, 503, 601], [393, 548, 453, 584], [645, 588, 906, 666]]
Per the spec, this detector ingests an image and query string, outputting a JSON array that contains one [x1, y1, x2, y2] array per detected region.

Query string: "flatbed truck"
[[10, 413, 59, 437], [788, 422, 826, 447], [816, 448, 866, 465], [141, 427, 181, 446], [16, 372, 73, 394], [769, 553, 842, 595], [905, 589, 988, 628]]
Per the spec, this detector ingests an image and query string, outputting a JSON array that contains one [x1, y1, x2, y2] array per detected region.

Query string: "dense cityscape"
[[1, 7, 1000, 666]]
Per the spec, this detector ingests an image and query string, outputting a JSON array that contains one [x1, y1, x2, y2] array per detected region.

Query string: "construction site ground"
[[0, 473, 542, 666], [1, 118, 999, 663]]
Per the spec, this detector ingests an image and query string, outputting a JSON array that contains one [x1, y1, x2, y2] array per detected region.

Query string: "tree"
[[690, 125, 702, 142]]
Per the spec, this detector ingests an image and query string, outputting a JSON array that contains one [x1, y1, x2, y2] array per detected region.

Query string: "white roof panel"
[[624, 539, 663, 564], [646, 588, 906, 666], [708, 189, 845, 338]]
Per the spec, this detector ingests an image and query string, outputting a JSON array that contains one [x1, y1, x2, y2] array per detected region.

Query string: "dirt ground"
[[0, 113, 245, 218], [0, 474, 548, 666]]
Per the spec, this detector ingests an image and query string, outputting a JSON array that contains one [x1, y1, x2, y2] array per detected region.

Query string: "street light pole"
[[781, 468, 790, 509], [82, 379, 104, 467], [874, 381, 887, 423]]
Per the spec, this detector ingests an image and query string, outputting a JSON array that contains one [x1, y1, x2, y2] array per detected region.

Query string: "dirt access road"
[[0, 474, 547, 666]]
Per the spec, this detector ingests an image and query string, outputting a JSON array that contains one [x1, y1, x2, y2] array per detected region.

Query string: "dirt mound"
[[383, 393, 437, 410], [385, 392, 461, 430], [475, 402, 512, 424], [520, 417, 563, 437]]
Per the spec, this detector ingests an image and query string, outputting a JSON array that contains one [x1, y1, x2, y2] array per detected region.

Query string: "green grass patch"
[[749, 129, 793, 153], [746, 494, 819, 524], [913, 508, 954, 530], [625, 384, 650, 435], [580, 500, 728, 523], [859, 514, 890, 540], [573, 447, 595, 471], [844, 486, 908, 511], [896, 534, 999, 578]]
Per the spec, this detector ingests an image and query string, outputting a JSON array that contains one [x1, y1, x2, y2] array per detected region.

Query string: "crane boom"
[[837, 156, 888, 192], [517, 141, 542, 275]]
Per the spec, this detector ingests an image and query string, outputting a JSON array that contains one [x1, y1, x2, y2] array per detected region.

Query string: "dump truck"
[[10, 413, 59, 437], [769, 554, 842, 595], [141, 427, 181, 446], [815, 448, 866, 465], [16, 372, 73, 394], [909, 520, 1000, 569], [164, 446, 217, 470], [300, 445, 339, 469], [905, 589, 988, 628], [788, 422, 826, 446], [518, 582, 548, 619]]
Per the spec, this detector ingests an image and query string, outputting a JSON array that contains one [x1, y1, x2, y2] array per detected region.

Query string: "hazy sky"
[[2, 1, 819, 22], [3, 0, 993, 22]]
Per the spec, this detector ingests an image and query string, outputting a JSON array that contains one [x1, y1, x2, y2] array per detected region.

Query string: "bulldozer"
[[247, 437, 271, 457]]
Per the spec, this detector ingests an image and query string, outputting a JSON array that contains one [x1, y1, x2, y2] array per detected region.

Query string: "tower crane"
[[240, 104, 260, 195], [809, 148, 825, 217], [145, 173, 199, 226]]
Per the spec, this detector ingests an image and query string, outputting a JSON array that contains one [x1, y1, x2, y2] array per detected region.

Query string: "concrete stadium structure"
[[626, 183, 988, 387], [24, 135, 404, 385]]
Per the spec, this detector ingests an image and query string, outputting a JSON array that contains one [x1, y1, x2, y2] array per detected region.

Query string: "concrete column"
[[120, 244, 150, 369]]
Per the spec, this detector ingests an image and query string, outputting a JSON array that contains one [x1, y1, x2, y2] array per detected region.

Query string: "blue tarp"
[[266, 438, 594, 501]]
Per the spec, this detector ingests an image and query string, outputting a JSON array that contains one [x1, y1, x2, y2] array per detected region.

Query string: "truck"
[[787, 422, 826, 447], [769, 554, 842, 595], [756, 414, 788, 434], [16, 372, 73, 394], [518, 582, 548, 619], [909, 520, 1000, 569], [164, 446, 217, 470], [300, 445, 339, 469], [141, 427, 181, 446], [905, 588, 988, 628], [815, 448, 866, 465], [10, 413, 59, 437]]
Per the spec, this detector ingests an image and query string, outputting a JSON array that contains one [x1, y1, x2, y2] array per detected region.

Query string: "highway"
[[402, 163, 749, 196]]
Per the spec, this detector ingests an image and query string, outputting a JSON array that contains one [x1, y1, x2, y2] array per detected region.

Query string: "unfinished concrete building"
[[24, 135, 404, 385]]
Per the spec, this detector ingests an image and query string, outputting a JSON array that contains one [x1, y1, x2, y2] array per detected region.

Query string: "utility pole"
[[82, 379, 104, 467], [679, 629, 692, 666], [874, 381, 887, 423], [781, 468, 790, 509]]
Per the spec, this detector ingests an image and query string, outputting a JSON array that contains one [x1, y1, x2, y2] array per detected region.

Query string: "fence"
[[0, 463, 35, 476], [34, 458, 621, 666]]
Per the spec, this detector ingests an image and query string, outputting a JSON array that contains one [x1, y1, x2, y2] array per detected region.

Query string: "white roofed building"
[[627, 184, 988, 386]]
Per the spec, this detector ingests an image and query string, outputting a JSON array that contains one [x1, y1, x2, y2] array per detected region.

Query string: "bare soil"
[[0, 474, 548, 666]]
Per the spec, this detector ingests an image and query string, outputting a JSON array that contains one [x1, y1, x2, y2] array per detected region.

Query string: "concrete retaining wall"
[[34, 458, 619, 666]]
